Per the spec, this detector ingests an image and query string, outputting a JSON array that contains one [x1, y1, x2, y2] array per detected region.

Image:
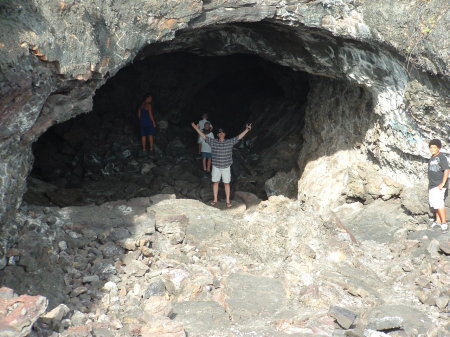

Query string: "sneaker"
[[441, 223, 448, 232], [430, 221, 441, 229]]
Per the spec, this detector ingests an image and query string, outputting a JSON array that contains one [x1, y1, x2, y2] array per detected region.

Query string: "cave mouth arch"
[[27, 51, 311, 206], [26, 21, 377, 208]]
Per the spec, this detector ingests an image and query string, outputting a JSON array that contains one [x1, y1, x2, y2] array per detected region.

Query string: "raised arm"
[[191, 122, 206, 139], [237, 123, 252, 140]]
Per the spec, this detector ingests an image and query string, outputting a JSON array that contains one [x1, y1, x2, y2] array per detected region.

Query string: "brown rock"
[[0, 288, 48, 337]]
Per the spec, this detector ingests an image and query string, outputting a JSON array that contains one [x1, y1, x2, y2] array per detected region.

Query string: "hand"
[[245, 123, 252, 130], [191, 122, 198, 129], [438, 183, 444, 190]]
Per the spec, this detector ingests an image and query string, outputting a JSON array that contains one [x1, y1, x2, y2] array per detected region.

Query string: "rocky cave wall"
[[1, 0, 449, 266]]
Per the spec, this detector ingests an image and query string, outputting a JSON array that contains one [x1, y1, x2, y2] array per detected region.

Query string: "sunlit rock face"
[[0, 0, 449, 263]]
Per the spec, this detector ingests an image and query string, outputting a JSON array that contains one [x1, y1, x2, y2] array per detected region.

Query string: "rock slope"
[[1, 194, 449, 336]]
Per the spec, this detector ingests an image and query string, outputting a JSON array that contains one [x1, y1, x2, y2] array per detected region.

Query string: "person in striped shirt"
[[191, 122, 252, 208]]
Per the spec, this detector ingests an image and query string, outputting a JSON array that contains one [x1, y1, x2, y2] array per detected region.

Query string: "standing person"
[[198, 113, 211, 130], [198, 122, 214, 172], [428, 139, 449, 232], [138, 95, 157, 152], [191, 122, 252, 208], [198, 113, 212, 155]]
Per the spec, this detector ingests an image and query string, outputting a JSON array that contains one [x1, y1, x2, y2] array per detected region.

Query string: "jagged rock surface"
[[1, 195, 449, 336], [0, 2, 450, 336], [1, 0, 449, 264]]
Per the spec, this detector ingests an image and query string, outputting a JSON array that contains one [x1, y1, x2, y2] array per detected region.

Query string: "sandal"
[[226, 202, 232, 208], [210, 201, 218, 206]]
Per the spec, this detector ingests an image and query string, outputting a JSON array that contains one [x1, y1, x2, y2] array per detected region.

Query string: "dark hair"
[[429, 139, 442, 148]]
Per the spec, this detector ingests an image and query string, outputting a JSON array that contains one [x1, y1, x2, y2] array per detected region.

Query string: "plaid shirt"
[[205, 137, 240, 168]]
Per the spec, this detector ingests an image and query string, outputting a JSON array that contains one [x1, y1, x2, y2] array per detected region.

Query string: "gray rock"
[[400, 184, 429, 215], [233, 191, 262, 210], [121, 251, 141, 266], [0, 265, 66, 310], [90, 261, 116, 279], [339, 200, 410, 243], [71, 286, 88, 297], [345, 164, 403, 203], [108, 228, 131, 241], [366, 316, 403, 331], [123, 260, 149, 277], [58, 241, 68, 251], [328, 306, 357, 329], [150, 194, 177, 204], [0, 256, 6, 270], [143, 278, 166, 298], [172, 301, 231, 335], [92, 327, 114, 337], [224, 273, 286, 321], [46, 215, 58, 225], [100, 242, 123, 259], [366, 305, 431, 336], [0, 287, 14, 299], [264, 169, 298, 199], [438, 240, 450, 255], [18, 255, 39, 272], [435, 296, 449, 310], [82, 275, 100, 283], [70, 310, 87, 326]]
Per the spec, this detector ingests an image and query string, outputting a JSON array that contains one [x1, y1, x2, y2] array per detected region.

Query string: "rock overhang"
[[0, 0, 449, 265]]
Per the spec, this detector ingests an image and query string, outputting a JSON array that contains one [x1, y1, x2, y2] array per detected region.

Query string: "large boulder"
[[264, 169, 298, 199], [0, 287, 48, 337]]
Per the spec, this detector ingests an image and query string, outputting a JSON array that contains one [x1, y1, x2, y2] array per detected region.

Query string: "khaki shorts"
[[429, 187, 446, 209], [212, 166, 231, 183]]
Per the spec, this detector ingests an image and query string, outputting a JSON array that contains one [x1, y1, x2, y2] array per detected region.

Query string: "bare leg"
[[149, 136, 154, 151], [436, 211, 442, 223], [437, 208, 446, 223], [224, 183, 231, 204], [202, 158, 207, 171], [141, 136, 146, 151], [212, 182, 219, 203], [207, 159, 211, 172]]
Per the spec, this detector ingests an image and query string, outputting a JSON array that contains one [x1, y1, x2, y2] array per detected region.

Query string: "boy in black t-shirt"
[[428, 139, 450, 232]]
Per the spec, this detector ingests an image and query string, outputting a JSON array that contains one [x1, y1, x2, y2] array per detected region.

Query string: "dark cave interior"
[[26, 52, 310, 206]]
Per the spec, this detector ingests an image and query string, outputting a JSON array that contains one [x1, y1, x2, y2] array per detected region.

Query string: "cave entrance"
[[26, 52, 310, 206]]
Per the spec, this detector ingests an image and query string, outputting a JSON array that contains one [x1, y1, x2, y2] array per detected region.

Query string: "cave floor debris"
[[1, 194, 449, 336]]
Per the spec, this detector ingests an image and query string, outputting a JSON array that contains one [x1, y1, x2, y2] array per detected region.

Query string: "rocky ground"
[[1, 185, 450, 336]]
